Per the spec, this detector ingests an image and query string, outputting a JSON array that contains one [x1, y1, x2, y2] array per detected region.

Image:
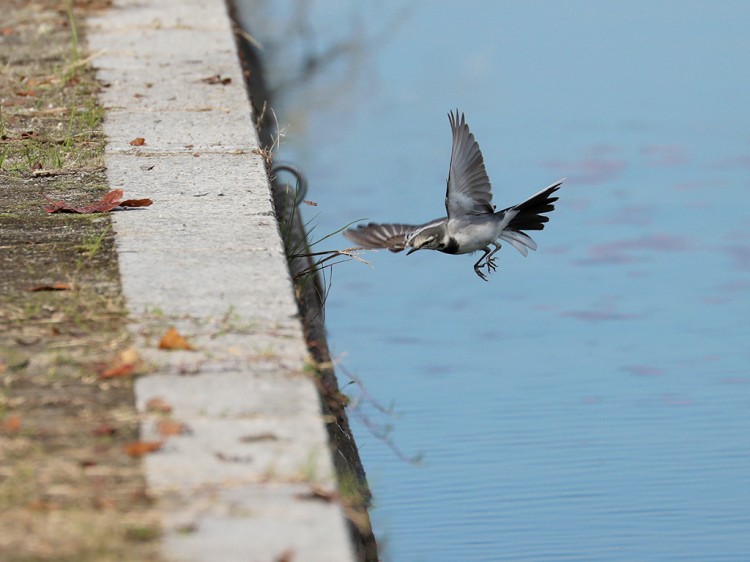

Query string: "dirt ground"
[[0, 1, 163, 560]]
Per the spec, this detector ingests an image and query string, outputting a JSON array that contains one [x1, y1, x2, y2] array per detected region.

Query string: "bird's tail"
[[498, 179, 563, 256]]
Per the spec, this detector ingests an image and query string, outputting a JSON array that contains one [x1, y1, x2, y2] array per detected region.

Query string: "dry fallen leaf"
[[43, 189, 152, 214], [93, 423, 117, 437], [145, 397, 173, 414], [201, 74, 231, 85], [99, 347, 142, 379], [44, 189, 121, 213], [28, 282, 71, 292], [119, 198, 153, 208], [100, 363, 135, 379], [156, 419, 189, 436], [129, 137, 146, 146], [123, 441, 162, 458], [159, 327, 193, 350], [3, 415, 21, 433]]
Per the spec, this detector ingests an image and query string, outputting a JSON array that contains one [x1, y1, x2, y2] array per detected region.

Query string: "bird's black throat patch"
[[441, 237, 460, 254]]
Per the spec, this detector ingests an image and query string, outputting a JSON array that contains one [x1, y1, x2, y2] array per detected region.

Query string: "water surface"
[[241, 2, 750, 560]]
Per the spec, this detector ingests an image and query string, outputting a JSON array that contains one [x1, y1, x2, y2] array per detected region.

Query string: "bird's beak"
[[406, 246, 419, 256]]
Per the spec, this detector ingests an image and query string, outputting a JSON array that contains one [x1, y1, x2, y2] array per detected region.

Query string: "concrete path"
[[88, 1, 356, 560]]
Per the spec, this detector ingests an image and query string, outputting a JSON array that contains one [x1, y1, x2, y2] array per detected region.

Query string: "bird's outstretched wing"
[[344, 219, 444, 253], [445, 110, 494, 218]]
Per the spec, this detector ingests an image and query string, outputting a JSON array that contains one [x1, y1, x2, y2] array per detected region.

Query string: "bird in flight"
[[344, 110, 563, 281]]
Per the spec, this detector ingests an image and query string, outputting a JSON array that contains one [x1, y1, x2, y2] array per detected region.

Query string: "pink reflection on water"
[[710, 154, 750, 169], [661, 394, 694, 406], [543, 157, 626, 185], [560, 302, 642, 322], [622, 365, 665, 376], [672, 179, 728, 191], [641, 144, 690, 167], [598, 204, 655, 227], [575, 234, 691, 265], [701, 278, 750, 304], [722, 245, 750, 271]]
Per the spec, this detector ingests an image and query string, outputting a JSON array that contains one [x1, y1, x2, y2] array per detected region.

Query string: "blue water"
[[241, 2, 750, 560]]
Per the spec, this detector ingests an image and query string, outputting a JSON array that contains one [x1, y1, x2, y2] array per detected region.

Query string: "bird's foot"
[[486, 256, 498, 273], [473, 264, 489, 282]]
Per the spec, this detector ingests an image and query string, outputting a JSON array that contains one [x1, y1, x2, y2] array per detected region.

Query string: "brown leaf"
[[99, 347, 142, 379], [28, 282, 71, 292], [201, 74, 232, 85], [93, 423, 117, 436], [43, 189, 151, 214], [44, 188, 123, 213], [100, 363, 135, 379], [119, 198, 153, 208], [159, 327, 193, 350], [2, 415, 21, 433], [156, 419, 189, 436], [145, 397, 173, 414], [129, 137, 146, 146], [123, 441, 162, 457]]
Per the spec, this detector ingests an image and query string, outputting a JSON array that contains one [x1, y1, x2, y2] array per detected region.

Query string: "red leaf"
[[123, 441, 162, 457], [43, 190, 151, 214], [28, 282, 71, 292], [129, 137, 146, 146], [3, 415, 21, 433], [44, 189, 123, 214], [100, 363, 135, 379], [119, 198, 153, 208]]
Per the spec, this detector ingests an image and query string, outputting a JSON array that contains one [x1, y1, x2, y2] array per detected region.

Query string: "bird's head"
[[406, 227, 443, 255]]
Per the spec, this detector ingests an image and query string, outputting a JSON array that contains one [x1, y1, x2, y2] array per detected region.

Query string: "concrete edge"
[[87, 0, 362, 560]]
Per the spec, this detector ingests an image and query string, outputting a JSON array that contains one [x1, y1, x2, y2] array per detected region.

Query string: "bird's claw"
[[473, 255, 497, 281], [474, 264, 489, 282]]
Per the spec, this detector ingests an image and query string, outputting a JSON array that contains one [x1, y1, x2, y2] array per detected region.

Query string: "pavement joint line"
[[88, 0, 358, 560]]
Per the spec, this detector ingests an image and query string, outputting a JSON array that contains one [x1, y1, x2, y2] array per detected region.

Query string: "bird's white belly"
[[447, 218, 501, 254]]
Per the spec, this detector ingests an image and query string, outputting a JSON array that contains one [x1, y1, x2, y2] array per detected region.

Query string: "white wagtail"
[[344, 110, 563, 281]]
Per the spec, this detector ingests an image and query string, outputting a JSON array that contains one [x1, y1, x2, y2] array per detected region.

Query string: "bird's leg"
[[473, 248, 492, 281], [484, 245, 502, 273]]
